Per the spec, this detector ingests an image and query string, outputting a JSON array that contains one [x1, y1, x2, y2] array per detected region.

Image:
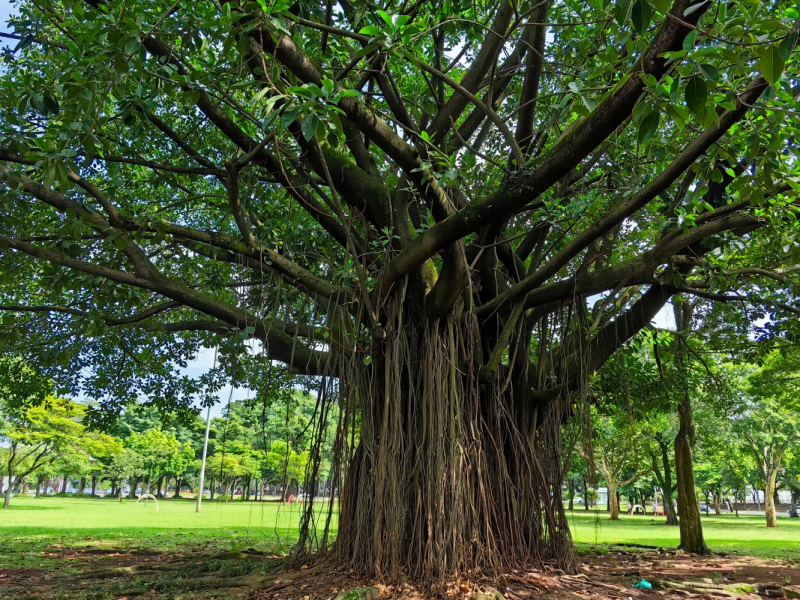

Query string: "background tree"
[[2, 0, 800, 581], [644, 414, 679, 525], [105, 448, 144, 501], [589, 412, 649, 520], [0, 397, 86, 507], [735, 350, 800, 527], [782, 448, 800, 517]]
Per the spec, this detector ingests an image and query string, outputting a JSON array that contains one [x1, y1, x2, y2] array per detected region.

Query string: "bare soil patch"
[[1, 547, 797, 600]]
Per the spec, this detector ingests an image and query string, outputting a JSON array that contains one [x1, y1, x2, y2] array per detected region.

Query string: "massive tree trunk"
[[295, 310, 576, 584], [674, 302, 708, 554]]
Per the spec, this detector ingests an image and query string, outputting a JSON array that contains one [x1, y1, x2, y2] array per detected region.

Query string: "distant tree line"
[[564, 300, 800, 539], [0, 357, 335, 508]]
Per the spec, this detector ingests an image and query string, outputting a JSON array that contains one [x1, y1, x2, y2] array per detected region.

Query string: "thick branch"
[[384, 0, 711, 288]]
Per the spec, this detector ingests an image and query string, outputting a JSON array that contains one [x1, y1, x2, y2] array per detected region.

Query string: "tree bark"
[[607, 479, 619, 520], [673, 302, 708, 554], [321, 313, 576, 583], [3, 475, 13, 508], [173, 477, 182, 499], [568, 479, 574, 511], [649, 439, 678, 525], [583, 479, 590, 510], [764, 469, 779, 528]]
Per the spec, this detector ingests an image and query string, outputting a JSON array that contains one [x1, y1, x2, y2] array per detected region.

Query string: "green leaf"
[[638, 110, 660, 144], [358, 25, 381, 36], [377, 10, 393, 27], [758, 45, 786, 85], [301, 113, 318, 140], [328, 112, 343, 138], [394, 14, 411, 28], [288, 86, 314, 99], [669, 74, 681, 102], [280, 106, 301, 129], [614, 0, 633, 26], [631, 0, 651, 35], [699, 64, 720, 83], [43, 94, 60, 115], [651, 0, 671, 12], [683, 1, 708, 16], [685, 75, 707, 115], [666, 104, 687, 130], [362, 355, 372, 366], [682, 29, 697, 52], [779, 31, 798, 62], [123, 37, 140, 55], [251, 87, 271, 104]]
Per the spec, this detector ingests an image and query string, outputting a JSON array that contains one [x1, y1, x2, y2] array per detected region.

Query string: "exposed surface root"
[[246, 551, 800, 600], [2, 547, 798, 599]]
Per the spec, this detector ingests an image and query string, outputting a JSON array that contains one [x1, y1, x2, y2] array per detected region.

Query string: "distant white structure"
[[743, 487, 792, 505]]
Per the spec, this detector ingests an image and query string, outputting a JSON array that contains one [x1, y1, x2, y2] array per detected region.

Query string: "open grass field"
[[0, 496, 336, 571], [565, 509, 800, 560], [1, 497, 798, 566], [1, 497, 799, 599]]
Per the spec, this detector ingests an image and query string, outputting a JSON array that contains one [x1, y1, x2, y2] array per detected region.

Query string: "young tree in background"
[[106, 448, 144, 501], [735, 350, 800, 527], [589, 413, 649, 520], [645, 416, 679, 526], [0, 398, 85, 507]]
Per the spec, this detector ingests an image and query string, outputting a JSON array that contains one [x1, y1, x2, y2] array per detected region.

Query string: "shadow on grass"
[[0, 504, 64, 511]]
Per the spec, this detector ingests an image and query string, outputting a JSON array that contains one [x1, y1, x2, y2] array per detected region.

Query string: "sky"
[[0, 1, 15, 51], [0, 0, 676, 415]]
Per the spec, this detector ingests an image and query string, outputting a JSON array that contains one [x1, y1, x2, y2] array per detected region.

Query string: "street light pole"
[[196, 403, 212, 513]]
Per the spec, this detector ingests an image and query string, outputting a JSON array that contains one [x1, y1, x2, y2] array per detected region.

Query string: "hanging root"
[[294, 294, 576, 588]]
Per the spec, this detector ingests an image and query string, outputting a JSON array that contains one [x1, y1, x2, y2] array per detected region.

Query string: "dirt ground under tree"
[[2, 545, 799, 600]]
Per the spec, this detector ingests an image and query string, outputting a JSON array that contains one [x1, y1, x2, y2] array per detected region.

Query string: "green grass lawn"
[[566, 508, 800, 560], [0, 496, 337, 571], [1, 496, 798, 574]]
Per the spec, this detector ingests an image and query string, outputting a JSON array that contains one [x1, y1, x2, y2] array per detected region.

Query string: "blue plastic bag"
[[632, 579, 652, 589]]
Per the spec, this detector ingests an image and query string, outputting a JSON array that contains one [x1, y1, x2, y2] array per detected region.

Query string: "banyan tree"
[[2, 0, 800, 585]]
